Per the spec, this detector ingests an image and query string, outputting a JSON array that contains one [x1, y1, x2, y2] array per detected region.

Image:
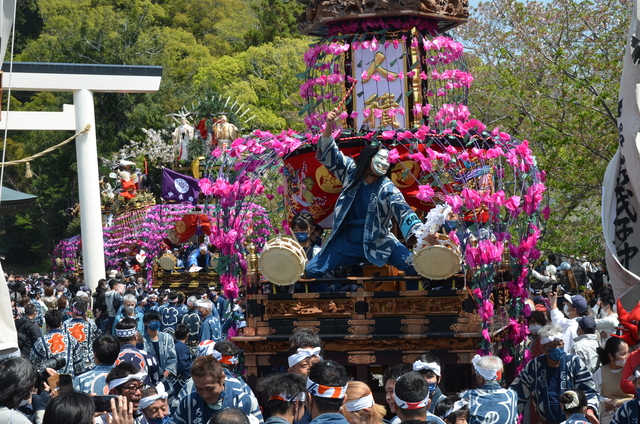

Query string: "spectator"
[[595, 290, 618, 345], [548, 290, 590, 353], [383, 364, 412, 424], [73, 334, 120, 395], [113, 294, 145, 336], [142, 311, 177, 381], [15, 303, 41, 357], [393, 371, 444, 424], [339, 380, 387, 424], [560, 389, 590, 424], [510, 324, 599, 424], [527, 309, 548, 359], [41, 392, 134, 424], [173, 355, 263, 424], [571, 317, 600, 374], [594, 337, 632, 424], [433, 396, 469, 424], [413, 354, 446, 414], [0, 356, 37, 424], [31, 309, 83, 377], [461, 355, 517, 424], [257, 373, 307, 424], [62, 297, 101, 373], [306, 360, 350, 424]]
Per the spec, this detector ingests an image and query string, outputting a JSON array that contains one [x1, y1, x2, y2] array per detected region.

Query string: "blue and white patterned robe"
[[73, 363, 114, 395], [142, 331, 178, 376], [314, 137, 421, 267], [510, 354, 599, 423], [461, 381, 518, 424], [30, 329, 84, 377], [173, 377, 263, 424], [200, 314, 222, 343], [612, 398, 639, 424], [62, 317, 101, 373], [116, 342, 160, 386]]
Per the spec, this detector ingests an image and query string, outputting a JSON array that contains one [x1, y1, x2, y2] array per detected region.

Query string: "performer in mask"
[[305, 108, 433, 287]]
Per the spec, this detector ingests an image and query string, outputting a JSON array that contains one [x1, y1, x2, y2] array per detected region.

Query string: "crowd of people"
[[0, 252, 634, 424]]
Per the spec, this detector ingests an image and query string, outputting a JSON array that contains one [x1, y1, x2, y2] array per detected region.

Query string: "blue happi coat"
[[461, 381, 518, 424], [200, 314, 222, 342], [116, 342, 160, 386], [73, 363, 114, 395], [510, 354, 599, 423], [62, 317, 101, 373], [315, 137, 421, 267], [173, 377, 263, 424], [142, 331, 178, 376], [30, 329, 84, 377], [611, 399, 639, 424]]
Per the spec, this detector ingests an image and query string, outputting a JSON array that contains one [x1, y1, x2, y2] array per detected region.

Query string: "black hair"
[[177, 292, 185, 304], [415, 353, 441, 379], [383, 364, 412, 386], [0, 357, 37, 409], [289, 328, 322, 349], [115, 317, 137, 341], [45, 309, 62, 329], [395, 371, 429, 421], [528, 311, 547, 326], [599, 288, 615, 308], [343, 144, 393, 193], [434, 396, 468, 424], [208, 407, 250, 424], [108, 279, 119, 289], [93, 334, 120, 365], [257, 373, 306, 416], [291, 212, 315, 231], [106, 362, 140, 389], [560, 389, 587, 415], [143, 310, 162, 324], [24, 303, 37, 316], [215, 340, 240, 357], [43, 392, 95, 424], [175, 324, 189, 340], [308, 360, 349, 413], [598, 337, 627, 366]]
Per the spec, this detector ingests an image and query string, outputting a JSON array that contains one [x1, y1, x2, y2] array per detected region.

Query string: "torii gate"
[[1, 61, 163, 290]]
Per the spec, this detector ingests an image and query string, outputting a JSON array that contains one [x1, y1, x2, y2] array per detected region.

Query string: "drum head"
[[259, 240, 305, 286], [412, 245, 461, 280], [158, 254, 177, 271]]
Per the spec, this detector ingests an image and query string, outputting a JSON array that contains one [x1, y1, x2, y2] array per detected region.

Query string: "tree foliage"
[[456, 0, 630, 259]]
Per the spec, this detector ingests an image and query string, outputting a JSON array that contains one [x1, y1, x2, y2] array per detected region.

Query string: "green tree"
[[456, 0, 629, 259], [245, 0, 303, 47]]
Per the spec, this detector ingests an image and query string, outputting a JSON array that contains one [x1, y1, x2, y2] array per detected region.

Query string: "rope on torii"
[[0, 124, 91, 177]]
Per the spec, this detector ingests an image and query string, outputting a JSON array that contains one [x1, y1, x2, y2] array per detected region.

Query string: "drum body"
[[158, 253, 178, 271], [411, 234, 462, 280], [259, 237, 307, 285]]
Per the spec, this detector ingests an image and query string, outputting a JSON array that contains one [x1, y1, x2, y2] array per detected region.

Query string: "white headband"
[[115, 327, 137, 338], [198, 340, 216, 357], [540, 333, 564, 345], [306, 377, 347, 399], [393, 390, 429, 410], [138, 383, 167, 410], [288, 347, 322, 368], [563, 391, 580, 410], [345, 394, 375, 412], [471, 355, 502, 382], [444, 399, 469, 418], [270, 392, 306, 402], [412, 360, 441, 376], [628, 370, 640, 381], [109, 372, 147, 390]]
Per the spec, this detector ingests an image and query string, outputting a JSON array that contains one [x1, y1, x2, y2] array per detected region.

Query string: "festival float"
[[52, 0, 547, 392]]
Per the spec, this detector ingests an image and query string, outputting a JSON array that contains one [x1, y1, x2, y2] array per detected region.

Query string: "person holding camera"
[[44, 391, 134, 424], [0, 356, 38, 424], [31, 309, 84, 377]]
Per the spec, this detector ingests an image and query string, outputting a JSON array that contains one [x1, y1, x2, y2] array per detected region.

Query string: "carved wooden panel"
[[401, 324, 429, 334], [348, 325, 375, 335], [264, 299, 355, 318], [257, 356, 271, 366], [368, 297, 461, 316], [348, 355, 376, 364]]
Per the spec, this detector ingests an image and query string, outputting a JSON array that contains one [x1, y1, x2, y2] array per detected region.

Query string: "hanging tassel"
[[25, 162, 33, 178]]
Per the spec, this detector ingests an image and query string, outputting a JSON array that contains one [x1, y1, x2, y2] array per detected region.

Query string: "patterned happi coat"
[[142, 330, 178, 376], [116, 342, 160, 386], [510, 354, 599, 423], [611, 399, 639, 424], [173, 377, 263, 424], [62, 317, 101, 373], [461, 381, 518, 424], [315, 137, 421, 267], [30, 329, 84, 377]]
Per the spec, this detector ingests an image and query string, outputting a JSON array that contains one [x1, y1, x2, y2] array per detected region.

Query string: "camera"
[[36, 355, 67, 382]]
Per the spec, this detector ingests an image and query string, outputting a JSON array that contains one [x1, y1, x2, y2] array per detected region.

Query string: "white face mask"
[[124, 306, 135, 314], [370, 150, 390, 176], [615, 358, 626, 367], [529, 324, 542, 335], [563, 304, 571, 317]]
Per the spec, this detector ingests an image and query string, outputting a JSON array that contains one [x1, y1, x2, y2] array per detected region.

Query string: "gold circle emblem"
[[316, 166, 343, 194], [175, 220, 187, 234], [391, 161, 420, 188]]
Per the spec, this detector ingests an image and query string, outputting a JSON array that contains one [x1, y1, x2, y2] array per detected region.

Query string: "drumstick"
[[337, 80, 358, 111]]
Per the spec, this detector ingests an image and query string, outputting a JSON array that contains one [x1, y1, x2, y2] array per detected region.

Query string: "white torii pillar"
[[2, 62, 163, 290]]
